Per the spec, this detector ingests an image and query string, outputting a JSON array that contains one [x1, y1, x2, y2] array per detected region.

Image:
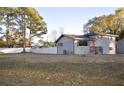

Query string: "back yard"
[[0, 53, 124, 85]]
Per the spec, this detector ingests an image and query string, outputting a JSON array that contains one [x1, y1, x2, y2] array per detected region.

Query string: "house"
[[55, 32, 118, 54], [116, 38, 124, 54]]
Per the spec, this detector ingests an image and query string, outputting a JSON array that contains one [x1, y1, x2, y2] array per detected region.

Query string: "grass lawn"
[[0, 53, 124, 86]]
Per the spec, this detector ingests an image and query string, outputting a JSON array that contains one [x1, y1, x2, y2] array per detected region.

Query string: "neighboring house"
[[116, 38, 124, 54], [55, 32, 118, 54]]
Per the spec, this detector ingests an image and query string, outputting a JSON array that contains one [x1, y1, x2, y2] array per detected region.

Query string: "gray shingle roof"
[[55, 32, 118, 43]]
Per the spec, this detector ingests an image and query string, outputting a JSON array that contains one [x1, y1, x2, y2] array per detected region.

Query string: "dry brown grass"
[[0, 53, 124, 86]]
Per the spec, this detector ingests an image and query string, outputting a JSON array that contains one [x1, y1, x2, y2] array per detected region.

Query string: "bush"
[[0, 40, 6, 47]]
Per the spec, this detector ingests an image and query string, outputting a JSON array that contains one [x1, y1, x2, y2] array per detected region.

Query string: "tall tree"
[[0, 7, 47, 50], [15, 7, 47, 52], [83, 8, 124, 40]]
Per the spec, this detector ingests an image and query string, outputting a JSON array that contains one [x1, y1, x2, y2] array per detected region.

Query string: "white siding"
[[95, 37, 116, 54], [56, 35, 116, 55], [88, 35, 116, 54], [109, 40, 116, 54], [57, 36, 74, 54], [95, 38, 109, 54], [75, 46, 90, 54], [31, 47, 57, 54]]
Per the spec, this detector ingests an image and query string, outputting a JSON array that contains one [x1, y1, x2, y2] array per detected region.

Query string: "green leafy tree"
[[0, 40, 6, 47], [0, 7, 47, 51], [83, 8, 124, 40]]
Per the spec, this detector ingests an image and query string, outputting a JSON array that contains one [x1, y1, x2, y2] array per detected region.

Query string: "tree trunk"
[[29, 19, 32, 47], [6, 16, 9, 47], [6, 30, 9, 47], [22, 14, 26, 53], [23, 29, 26, 53]]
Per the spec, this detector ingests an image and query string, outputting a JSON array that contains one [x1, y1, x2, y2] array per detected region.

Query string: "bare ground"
[[0, 53, 124, 86]]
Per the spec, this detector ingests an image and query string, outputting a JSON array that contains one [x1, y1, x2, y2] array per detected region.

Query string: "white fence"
[[75, 46, 90, 54], [0, 48, 31, 53], [0, 47, 57, 54], [0, 47, 89, 55], [31, 47, 57, 54]]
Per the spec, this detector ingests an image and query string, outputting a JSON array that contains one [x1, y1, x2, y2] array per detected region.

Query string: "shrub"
[[0, 40, 6, 47]]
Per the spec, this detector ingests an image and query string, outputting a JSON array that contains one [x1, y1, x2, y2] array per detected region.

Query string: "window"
[[58, 43, 63, 46], [78, 40, 88, 46]]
